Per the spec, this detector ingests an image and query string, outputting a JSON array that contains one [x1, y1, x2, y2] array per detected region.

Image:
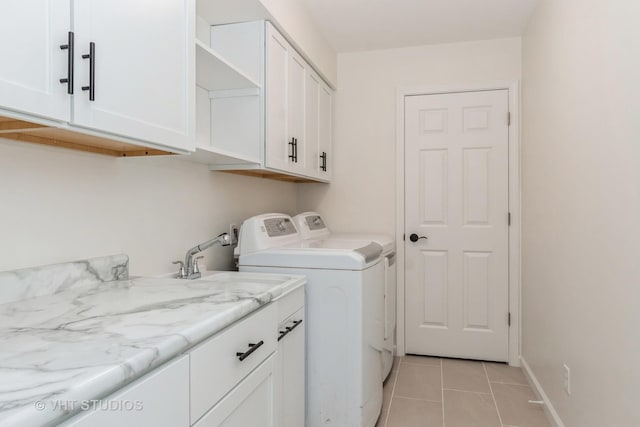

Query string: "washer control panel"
[[238, 214, 302, 255], [292, 212, 331, 239], [264, 217, 297, 237], [305, 215, 326, 230]]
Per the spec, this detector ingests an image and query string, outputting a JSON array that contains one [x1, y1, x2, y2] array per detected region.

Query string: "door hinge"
[[508, 312, 511, 326], [507, 112, 511, 126], [508, 212, 511, 226]]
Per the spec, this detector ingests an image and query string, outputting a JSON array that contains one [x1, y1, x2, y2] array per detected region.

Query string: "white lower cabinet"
[[193, 355, 276, 427], [61, 356, 190, 427], [277, 308, 306, 427], [61, 292, 304, 427], [274, 287, 306, 427], [190, 304, 278, 423]]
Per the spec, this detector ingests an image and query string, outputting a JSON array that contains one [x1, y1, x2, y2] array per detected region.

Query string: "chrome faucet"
[[173, 233, 231, 279]]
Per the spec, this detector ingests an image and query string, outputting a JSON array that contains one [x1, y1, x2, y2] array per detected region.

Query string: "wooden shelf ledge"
[[221, 169, 321, 183], [0, 115, 174, 157]]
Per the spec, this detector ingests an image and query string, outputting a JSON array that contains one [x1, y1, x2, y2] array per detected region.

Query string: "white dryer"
[[293, 212, 397, 380], [237, 213, 384, 427]]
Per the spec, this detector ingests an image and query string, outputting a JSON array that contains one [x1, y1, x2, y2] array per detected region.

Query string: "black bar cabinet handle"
[[82, 42, 95, 101], [320, 152, 327, 172], [287, 319, 303, 331], [236, 340, 264, 361], [278, 319, 303, 341], [294, 138, 298, 162], [59, 31, 74, 94], [288, 138, 296, 161]]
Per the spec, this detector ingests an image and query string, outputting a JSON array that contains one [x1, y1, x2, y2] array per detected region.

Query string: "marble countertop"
[[0, 270, 305, 427]]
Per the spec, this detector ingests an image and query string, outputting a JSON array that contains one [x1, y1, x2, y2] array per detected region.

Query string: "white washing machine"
[[293, 212, 397, 380], [237, 213, 384, 427]]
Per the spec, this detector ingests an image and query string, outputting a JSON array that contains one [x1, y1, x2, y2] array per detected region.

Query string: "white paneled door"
[[404, 90, 510, 361]]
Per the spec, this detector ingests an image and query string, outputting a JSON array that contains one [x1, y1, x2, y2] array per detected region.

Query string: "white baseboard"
[[520, 356, 565, 427]]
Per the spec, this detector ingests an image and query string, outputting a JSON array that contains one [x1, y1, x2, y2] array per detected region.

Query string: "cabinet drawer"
[[190, 304, 277, 424], [193, 355, 275, 427], [61, 356, 189, 427], [277, 286, 305, 324]]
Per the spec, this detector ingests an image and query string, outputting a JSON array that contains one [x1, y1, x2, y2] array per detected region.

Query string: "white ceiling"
[[300, 0, 539, 52]]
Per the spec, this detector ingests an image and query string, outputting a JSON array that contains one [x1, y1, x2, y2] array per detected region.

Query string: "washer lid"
[[293, 213, 395, 255], [239, 241, 383, 270], [330, 232, 395, 255]]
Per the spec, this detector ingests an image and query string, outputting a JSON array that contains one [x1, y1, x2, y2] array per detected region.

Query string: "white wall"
[[0, 138, 297, 276], [521, 1, 640, 426], [297, 38, 521, 234]]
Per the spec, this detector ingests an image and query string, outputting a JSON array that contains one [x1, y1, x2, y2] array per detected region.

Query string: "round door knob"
[[409, 233, 428, 242]]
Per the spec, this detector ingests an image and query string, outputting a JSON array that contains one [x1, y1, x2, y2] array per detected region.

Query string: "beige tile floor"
[[376, 355, 551, 427]]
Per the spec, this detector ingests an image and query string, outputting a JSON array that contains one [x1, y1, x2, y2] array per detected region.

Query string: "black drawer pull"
[[278, 319, 303, 341], [286, 319, 303, 331], [236, 340, 264, 361]]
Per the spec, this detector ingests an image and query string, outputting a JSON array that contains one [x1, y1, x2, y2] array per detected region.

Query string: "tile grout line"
[[442, 387, 495, 395], [400, 362, 443, 368], [382, 360, 401, 427], [489, 380, 532, 387], [483, 362, 506, 427], [441, 358, 446, 427], [391, 395, 443, 403]]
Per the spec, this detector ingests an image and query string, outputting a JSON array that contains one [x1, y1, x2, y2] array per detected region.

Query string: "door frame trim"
[[395, 81, 521, 366]]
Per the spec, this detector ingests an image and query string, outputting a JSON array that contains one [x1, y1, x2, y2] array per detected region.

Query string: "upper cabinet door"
[[287, 50, 306, 173], [305, 71, 320, 178], [318, 82, 332, 180], [0, 0, 71, 122], [72, 0, 193, 151], [266, 23, 307, 175], [304, 69, 332, 181], [265, 24, 289, 172]]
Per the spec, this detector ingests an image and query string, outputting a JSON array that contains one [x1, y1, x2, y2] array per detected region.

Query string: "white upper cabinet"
[[317, 80, 333, 180], [0, 0, 193, 156], [72, 0, 193, 151], [265, 25, 289, 172], [285, 50, 307, 175], [305, 69, 332, 180], [304, 71, 320, 177], [197, 20, 333, 182], [0, 0, 71, 122], [265, 25, 307, 176]]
